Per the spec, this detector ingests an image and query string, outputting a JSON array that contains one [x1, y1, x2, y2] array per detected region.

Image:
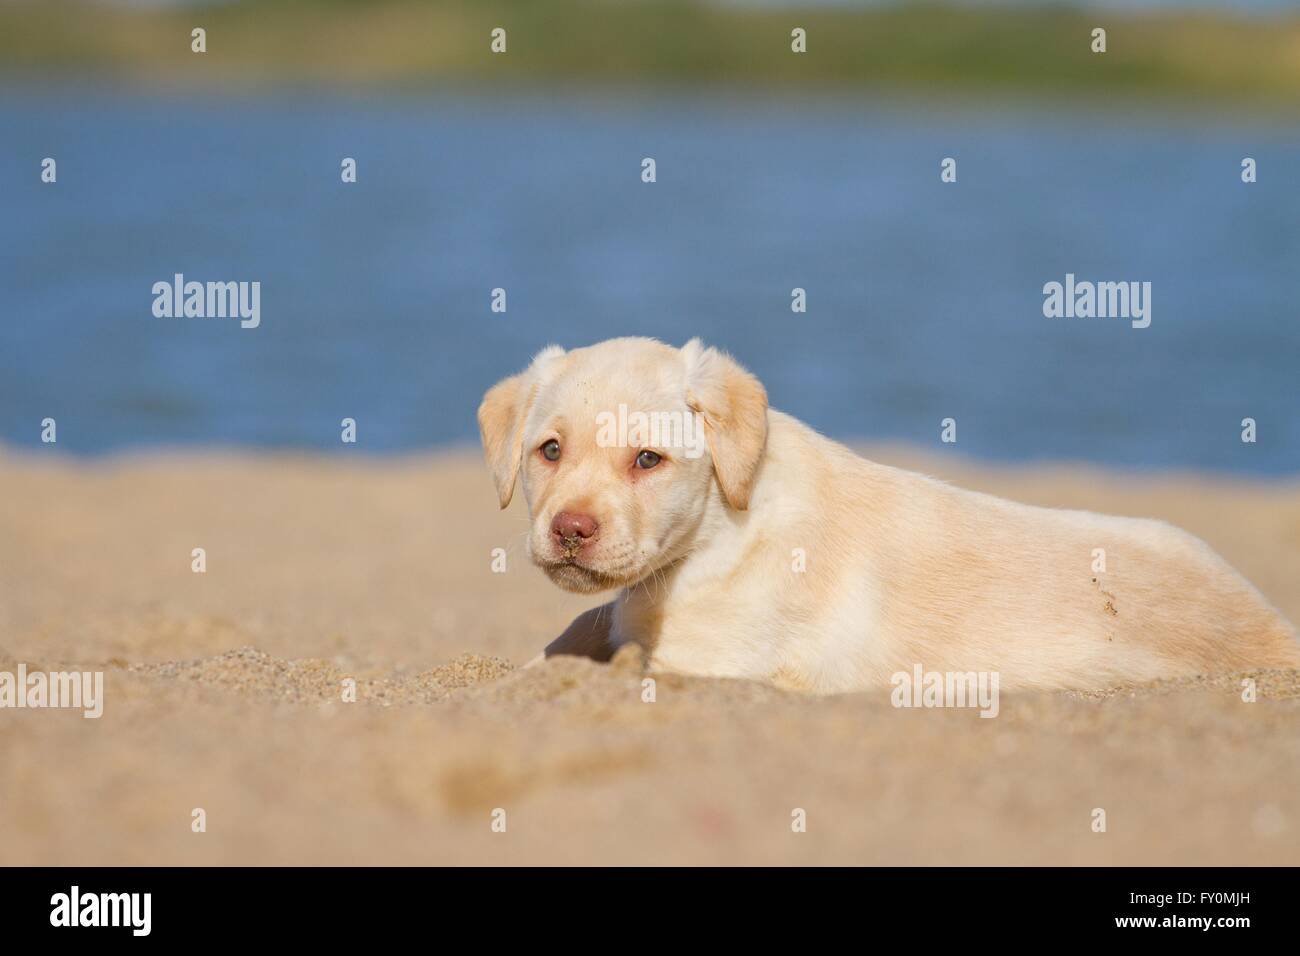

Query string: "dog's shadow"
[[540, 605, 618, 663]]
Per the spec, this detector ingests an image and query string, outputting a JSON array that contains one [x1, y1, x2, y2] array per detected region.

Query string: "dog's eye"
[[541, 440, 561, 462], [636, 450, 661, 470]]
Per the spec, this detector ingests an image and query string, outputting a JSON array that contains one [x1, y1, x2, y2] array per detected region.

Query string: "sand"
[[1, 445, 1298, 865]]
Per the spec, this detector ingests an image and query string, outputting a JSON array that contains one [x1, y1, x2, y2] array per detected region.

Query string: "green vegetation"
[[2, 0, 1297, 108]]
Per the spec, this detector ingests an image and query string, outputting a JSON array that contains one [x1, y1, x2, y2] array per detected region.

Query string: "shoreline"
[[2, 3, 1299, 110]]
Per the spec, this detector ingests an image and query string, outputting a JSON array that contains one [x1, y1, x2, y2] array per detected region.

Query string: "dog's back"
[[773, 411, 1300, 690]]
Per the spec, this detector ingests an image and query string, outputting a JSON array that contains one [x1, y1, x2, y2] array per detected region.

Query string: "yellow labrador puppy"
[[478, 337, 1299, 692]]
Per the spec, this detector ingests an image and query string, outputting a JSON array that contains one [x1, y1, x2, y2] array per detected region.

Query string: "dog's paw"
[[609, 641, 648, 674]]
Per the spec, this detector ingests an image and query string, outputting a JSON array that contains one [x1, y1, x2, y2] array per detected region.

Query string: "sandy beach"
[[1, 445, 1297, 865]]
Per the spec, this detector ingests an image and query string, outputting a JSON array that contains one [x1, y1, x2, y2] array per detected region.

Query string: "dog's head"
[[477, 337, 768, 593]]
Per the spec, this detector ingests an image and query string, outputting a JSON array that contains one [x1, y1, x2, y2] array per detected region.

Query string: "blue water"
[[1, 90, 1297, 473]]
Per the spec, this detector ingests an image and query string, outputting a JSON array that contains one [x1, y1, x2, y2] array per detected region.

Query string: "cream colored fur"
[[478, 337, 1300, 692]]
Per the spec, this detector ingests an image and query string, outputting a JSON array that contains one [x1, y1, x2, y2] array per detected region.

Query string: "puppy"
[[478, 337, 1299, 692]]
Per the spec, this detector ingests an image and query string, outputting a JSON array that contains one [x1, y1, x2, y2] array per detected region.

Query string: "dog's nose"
[[551, 511, 599, 542]]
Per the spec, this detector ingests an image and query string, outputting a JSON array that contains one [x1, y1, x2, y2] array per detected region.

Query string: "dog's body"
[[479, 337, 1299, 692]]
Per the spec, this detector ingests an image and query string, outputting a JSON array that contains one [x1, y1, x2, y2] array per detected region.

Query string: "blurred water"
[[1, 90, 1296, 473]]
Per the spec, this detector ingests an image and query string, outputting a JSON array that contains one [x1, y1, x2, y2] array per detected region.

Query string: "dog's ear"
[[477, 346, 564, 508], [682, 339, 768, 510]]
